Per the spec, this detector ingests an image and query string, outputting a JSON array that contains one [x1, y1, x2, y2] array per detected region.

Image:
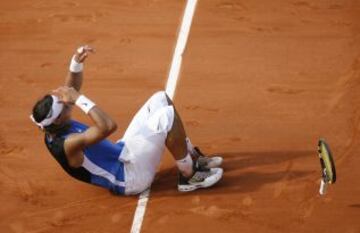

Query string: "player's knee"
[[148, 91, 169, 108], [152, 90, 167, 101], [147, 106, 175, 133]]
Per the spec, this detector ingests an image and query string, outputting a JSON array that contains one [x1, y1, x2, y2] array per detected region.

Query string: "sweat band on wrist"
[[75, 95, 96, 114], [69, 55, 84, 73]]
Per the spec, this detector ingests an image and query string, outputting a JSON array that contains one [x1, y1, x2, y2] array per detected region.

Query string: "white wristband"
[[75, 95, 96, 114], [69, 55, 84, 73]]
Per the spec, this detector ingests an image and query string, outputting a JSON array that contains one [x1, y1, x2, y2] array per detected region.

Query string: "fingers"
[[52, 86, 68, 93], [51, 88, 64, 101], [51, 87, 62, 96], [51, 90, 68, 105], [51, 86, 70, 97], [83, 45, 95, 53], [77, 45, 95, 54], [75, 45, 95, 63], [78, 53, 88, 62]]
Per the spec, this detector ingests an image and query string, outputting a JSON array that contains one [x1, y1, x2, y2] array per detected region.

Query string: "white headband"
[[30, 95, 64, 129]]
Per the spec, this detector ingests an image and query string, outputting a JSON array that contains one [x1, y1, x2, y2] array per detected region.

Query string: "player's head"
[[30, 95, 72, 133]]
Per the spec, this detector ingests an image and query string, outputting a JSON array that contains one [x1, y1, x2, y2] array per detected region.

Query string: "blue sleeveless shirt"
[[45, 120, 126, 195]]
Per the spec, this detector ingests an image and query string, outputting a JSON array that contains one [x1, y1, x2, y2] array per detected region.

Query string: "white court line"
[[166, 0, 198, 99], [130, 189, 150, 233], [129, 0, 198, 233]]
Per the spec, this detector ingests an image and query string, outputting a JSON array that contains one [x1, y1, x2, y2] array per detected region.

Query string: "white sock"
[[176, 153, 194, 177], [185, 137, 195, 154]]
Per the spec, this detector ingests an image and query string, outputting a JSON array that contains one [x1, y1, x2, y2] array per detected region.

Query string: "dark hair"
[[32, 95, 53, 123], [32, 95, 69, 134]]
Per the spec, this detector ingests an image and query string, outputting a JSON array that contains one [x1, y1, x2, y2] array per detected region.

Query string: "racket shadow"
[[349, 204, 360, 208]]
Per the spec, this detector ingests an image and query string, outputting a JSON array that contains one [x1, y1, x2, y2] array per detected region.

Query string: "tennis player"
[[30, 46, 223, 195]]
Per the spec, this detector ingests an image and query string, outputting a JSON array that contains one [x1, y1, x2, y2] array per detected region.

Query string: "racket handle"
[[319, 179, 328, 195]]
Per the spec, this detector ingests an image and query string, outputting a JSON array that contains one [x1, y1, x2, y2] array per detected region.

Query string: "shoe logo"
[[82, 103, 88, 106]]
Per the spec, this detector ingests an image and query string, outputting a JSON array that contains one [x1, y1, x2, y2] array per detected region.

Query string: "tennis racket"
[[318, 138, 337, 195]]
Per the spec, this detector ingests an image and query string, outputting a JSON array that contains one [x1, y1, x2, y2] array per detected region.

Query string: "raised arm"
[[65, 45, 95, 91]]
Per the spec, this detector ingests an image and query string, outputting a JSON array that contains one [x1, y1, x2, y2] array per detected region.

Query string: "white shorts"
[[118, 91, 175, 195]]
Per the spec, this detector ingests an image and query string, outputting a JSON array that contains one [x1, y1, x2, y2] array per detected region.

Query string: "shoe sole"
[[178, 168, 223, 192]]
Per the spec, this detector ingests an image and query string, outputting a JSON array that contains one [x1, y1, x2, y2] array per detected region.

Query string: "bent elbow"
[[105, 120, 117, 135], [109, 122, 118, 134], [96, 121, 117, 137]]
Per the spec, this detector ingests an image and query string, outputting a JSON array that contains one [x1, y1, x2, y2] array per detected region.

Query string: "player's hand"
[[52, 86, 81, 105], [74, 45, 95, 63]]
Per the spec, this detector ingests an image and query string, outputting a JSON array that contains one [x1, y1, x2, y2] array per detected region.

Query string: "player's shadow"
[[151, 150, 314, 196]]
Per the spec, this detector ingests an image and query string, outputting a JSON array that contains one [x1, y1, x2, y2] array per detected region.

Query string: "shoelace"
[[192, 170, 212, 182]]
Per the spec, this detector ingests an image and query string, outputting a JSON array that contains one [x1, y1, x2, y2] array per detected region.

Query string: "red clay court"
[[0, 0, 360, 232]]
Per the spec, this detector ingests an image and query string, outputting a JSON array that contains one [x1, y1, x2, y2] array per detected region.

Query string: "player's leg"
[[121, 91, 222, 194], [120, 92, 175, 194], [166, 111, 223, 192], [164, 95, 223, 170], [123, 90, 222, 167], [165, 106, 191, 175], [163, 98, 223, 192]]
